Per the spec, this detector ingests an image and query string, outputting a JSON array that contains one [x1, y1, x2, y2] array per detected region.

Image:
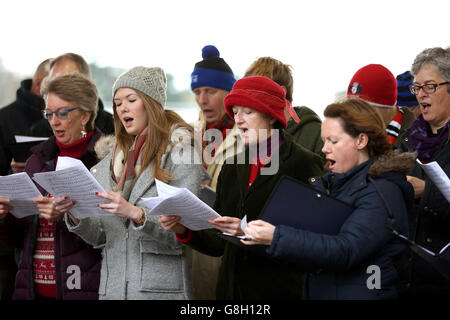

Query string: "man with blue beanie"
[[191, 45, 241, 189], [190, 45, 242, 300], [387, 71, 419, 147]]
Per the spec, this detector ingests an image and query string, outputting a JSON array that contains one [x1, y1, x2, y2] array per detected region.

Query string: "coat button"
[[92, 168, 97, 173], [405, 138, 409, 142], [310, 178, 316, 182], [426, 237, 433, 244], [424, 206, 429, 212]]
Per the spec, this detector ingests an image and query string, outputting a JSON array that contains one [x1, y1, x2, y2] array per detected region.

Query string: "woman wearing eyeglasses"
[[0, 73, 102, 300], [396, 47, 450, 298]]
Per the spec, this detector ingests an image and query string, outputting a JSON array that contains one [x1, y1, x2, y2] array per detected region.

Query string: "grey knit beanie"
[[112, 66, 167, 107]]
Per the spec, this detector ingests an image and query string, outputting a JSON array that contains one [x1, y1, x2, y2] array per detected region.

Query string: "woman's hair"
[[411, 46, 450, 93], [41, 72, 98, 131], [244, 57, 294, 103], [324, 98, 391, 158], [113, 89, 193, 182]]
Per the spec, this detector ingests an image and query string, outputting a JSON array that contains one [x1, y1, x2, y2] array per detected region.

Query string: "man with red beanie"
[[347, 64, 399, 131], [159, 76, 323, 299]]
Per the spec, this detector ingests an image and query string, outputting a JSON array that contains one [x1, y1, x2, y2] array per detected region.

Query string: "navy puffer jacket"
[[267, 152, 415, 300]]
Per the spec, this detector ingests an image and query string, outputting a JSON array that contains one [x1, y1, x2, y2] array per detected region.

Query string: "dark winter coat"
[[0, 79, 44, 176], [0, 129, 103, 300], [396, 124, 450, 296], [187, 132, 324, 299], [267, 153, 415, 299], [286, 106, 324, 160]]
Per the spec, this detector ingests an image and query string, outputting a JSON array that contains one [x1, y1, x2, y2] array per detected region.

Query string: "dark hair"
[[324, 98, 391, 157]]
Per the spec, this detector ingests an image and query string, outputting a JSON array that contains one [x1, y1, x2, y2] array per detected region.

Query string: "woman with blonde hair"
[[0, 73, 102, 300], [66, 66, 203, 300]]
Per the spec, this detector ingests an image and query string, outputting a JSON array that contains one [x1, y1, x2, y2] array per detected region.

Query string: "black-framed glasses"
[[42, 107, 79, 120], [409, 82, 449, 95]]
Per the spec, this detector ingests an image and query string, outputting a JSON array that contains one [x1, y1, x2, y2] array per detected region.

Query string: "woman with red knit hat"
[[159, 76, 323, 299]]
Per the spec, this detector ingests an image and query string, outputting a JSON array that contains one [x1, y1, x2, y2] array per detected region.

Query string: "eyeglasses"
[[409, 82, 449, 95], [42, 107, 79, 120]]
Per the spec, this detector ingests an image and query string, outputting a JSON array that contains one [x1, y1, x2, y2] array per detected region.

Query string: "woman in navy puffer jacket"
[[244, 98, 415, 299]]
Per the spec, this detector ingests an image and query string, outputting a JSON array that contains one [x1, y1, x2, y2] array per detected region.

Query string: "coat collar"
[[235, 131, 293, 197]]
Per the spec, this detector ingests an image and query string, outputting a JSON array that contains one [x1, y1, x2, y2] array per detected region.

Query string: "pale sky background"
[[1, 0, 449, 121]]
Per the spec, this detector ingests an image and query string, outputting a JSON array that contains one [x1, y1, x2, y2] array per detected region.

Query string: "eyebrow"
[[114, 93, 137, 101], [45, 106, 73, 110]]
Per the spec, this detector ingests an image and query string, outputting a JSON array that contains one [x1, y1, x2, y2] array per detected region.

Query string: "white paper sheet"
[[32, 157, 110, 219], [417, 159, 450, 202], [0, 172, 42, 218], [14, 135, 48, 143], [137, 179, 221, 231]]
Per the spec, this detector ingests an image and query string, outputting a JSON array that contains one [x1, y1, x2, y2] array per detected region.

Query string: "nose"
[[48, 114, 61, 126], [197, 92, 208, 106], [321, 142, 330, 154], [417, 87, 429, 99], [234, 110, 244, 124], [116, 102, 128, 114]]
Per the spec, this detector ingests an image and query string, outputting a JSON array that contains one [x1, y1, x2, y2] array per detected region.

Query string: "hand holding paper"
[[0, 172, 42, 218], [417, 159, 450, 202], [138, 179, 221, 231], [32, 157, 111, 219]]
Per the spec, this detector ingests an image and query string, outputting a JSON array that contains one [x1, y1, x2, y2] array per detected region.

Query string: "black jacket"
[[187, 133, 324, 299], [397, 124, 450, 296], [0, 79, 44, 175]]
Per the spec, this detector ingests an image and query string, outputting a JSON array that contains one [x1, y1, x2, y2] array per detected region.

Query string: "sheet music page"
[[0, 172, 42, 218], [32, 158, 110, 219], [138, 179, 221, 231], [14, 135, 48, 143], [417, 159, 450, 202]]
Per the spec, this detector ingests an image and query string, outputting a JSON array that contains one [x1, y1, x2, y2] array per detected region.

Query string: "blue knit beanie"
[[396, 71, 419, 107], [191, 45, 236, 91]]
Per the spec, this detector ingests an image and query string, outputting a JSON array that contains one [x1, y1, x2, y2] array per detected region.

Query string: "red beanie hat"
[[347, 64, 397, 108], [224, 76, 299, 128]]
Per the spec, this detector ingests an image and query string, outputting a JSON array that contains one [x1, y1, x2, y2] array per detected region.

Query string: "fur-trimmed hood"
[[94, 126, 194, 160], [368, 151, 416, 177]]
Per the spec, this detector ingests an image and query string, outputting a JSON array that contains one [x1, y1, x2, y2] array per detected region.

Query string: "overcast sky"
[[1, 0, 448, 119]]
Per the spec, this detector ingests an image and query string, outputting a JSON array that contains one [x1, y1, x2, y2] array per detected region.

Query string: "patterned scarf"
[[111, 128, 148, 200], [410, 115, 449, 163], [386, 107, 404, 144]]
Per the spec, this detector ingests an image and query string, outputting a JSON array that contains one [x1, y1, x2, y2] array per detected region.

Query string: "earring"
[[81, 125, 87, 138]]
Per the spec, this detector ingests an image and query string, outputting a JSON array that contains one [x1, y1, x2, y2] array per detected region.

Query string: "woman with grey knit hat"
[[65, 66, 203, 299]]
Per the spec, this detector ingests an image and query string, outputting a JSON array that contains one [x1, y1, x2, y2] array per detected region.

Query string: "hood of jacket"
[[317, 151, 416, 210], [286, 106, 322, 133]]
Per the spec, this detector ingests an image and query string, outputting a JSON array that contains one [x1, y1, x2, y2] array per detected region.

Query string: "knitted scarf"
[[410, 115, 449, 163], [111, 129, 148, 200], [386, 107, 404, 144]]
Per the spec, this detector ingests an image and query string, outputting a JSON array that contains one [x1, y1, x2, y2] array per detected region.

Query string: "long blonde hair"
[[113, 89, 193, 182]]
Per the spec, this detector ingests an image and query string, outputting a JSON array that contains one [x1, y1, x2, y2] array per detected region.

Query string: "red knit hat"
[[347, 64, 397, 108], [224, 76, 299, 128]]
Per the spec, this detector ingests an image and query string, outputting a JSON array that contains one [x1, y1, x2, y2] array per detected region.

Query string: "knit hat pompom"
[[202, 45, 220, 59], [224, 76, 290, 128], [191, 45, 236, 91], [347, 64, 397, 108], [112, 66, 167, 108]]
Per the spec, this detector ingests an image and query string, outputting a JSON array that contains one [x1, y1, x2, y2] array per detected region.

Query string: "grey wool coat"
[[65, 127, 202, 300]]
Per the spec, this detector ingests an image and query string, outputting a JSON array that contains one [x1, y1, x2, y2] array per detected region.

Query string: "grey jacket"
[[66, 127, 202, 300]]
